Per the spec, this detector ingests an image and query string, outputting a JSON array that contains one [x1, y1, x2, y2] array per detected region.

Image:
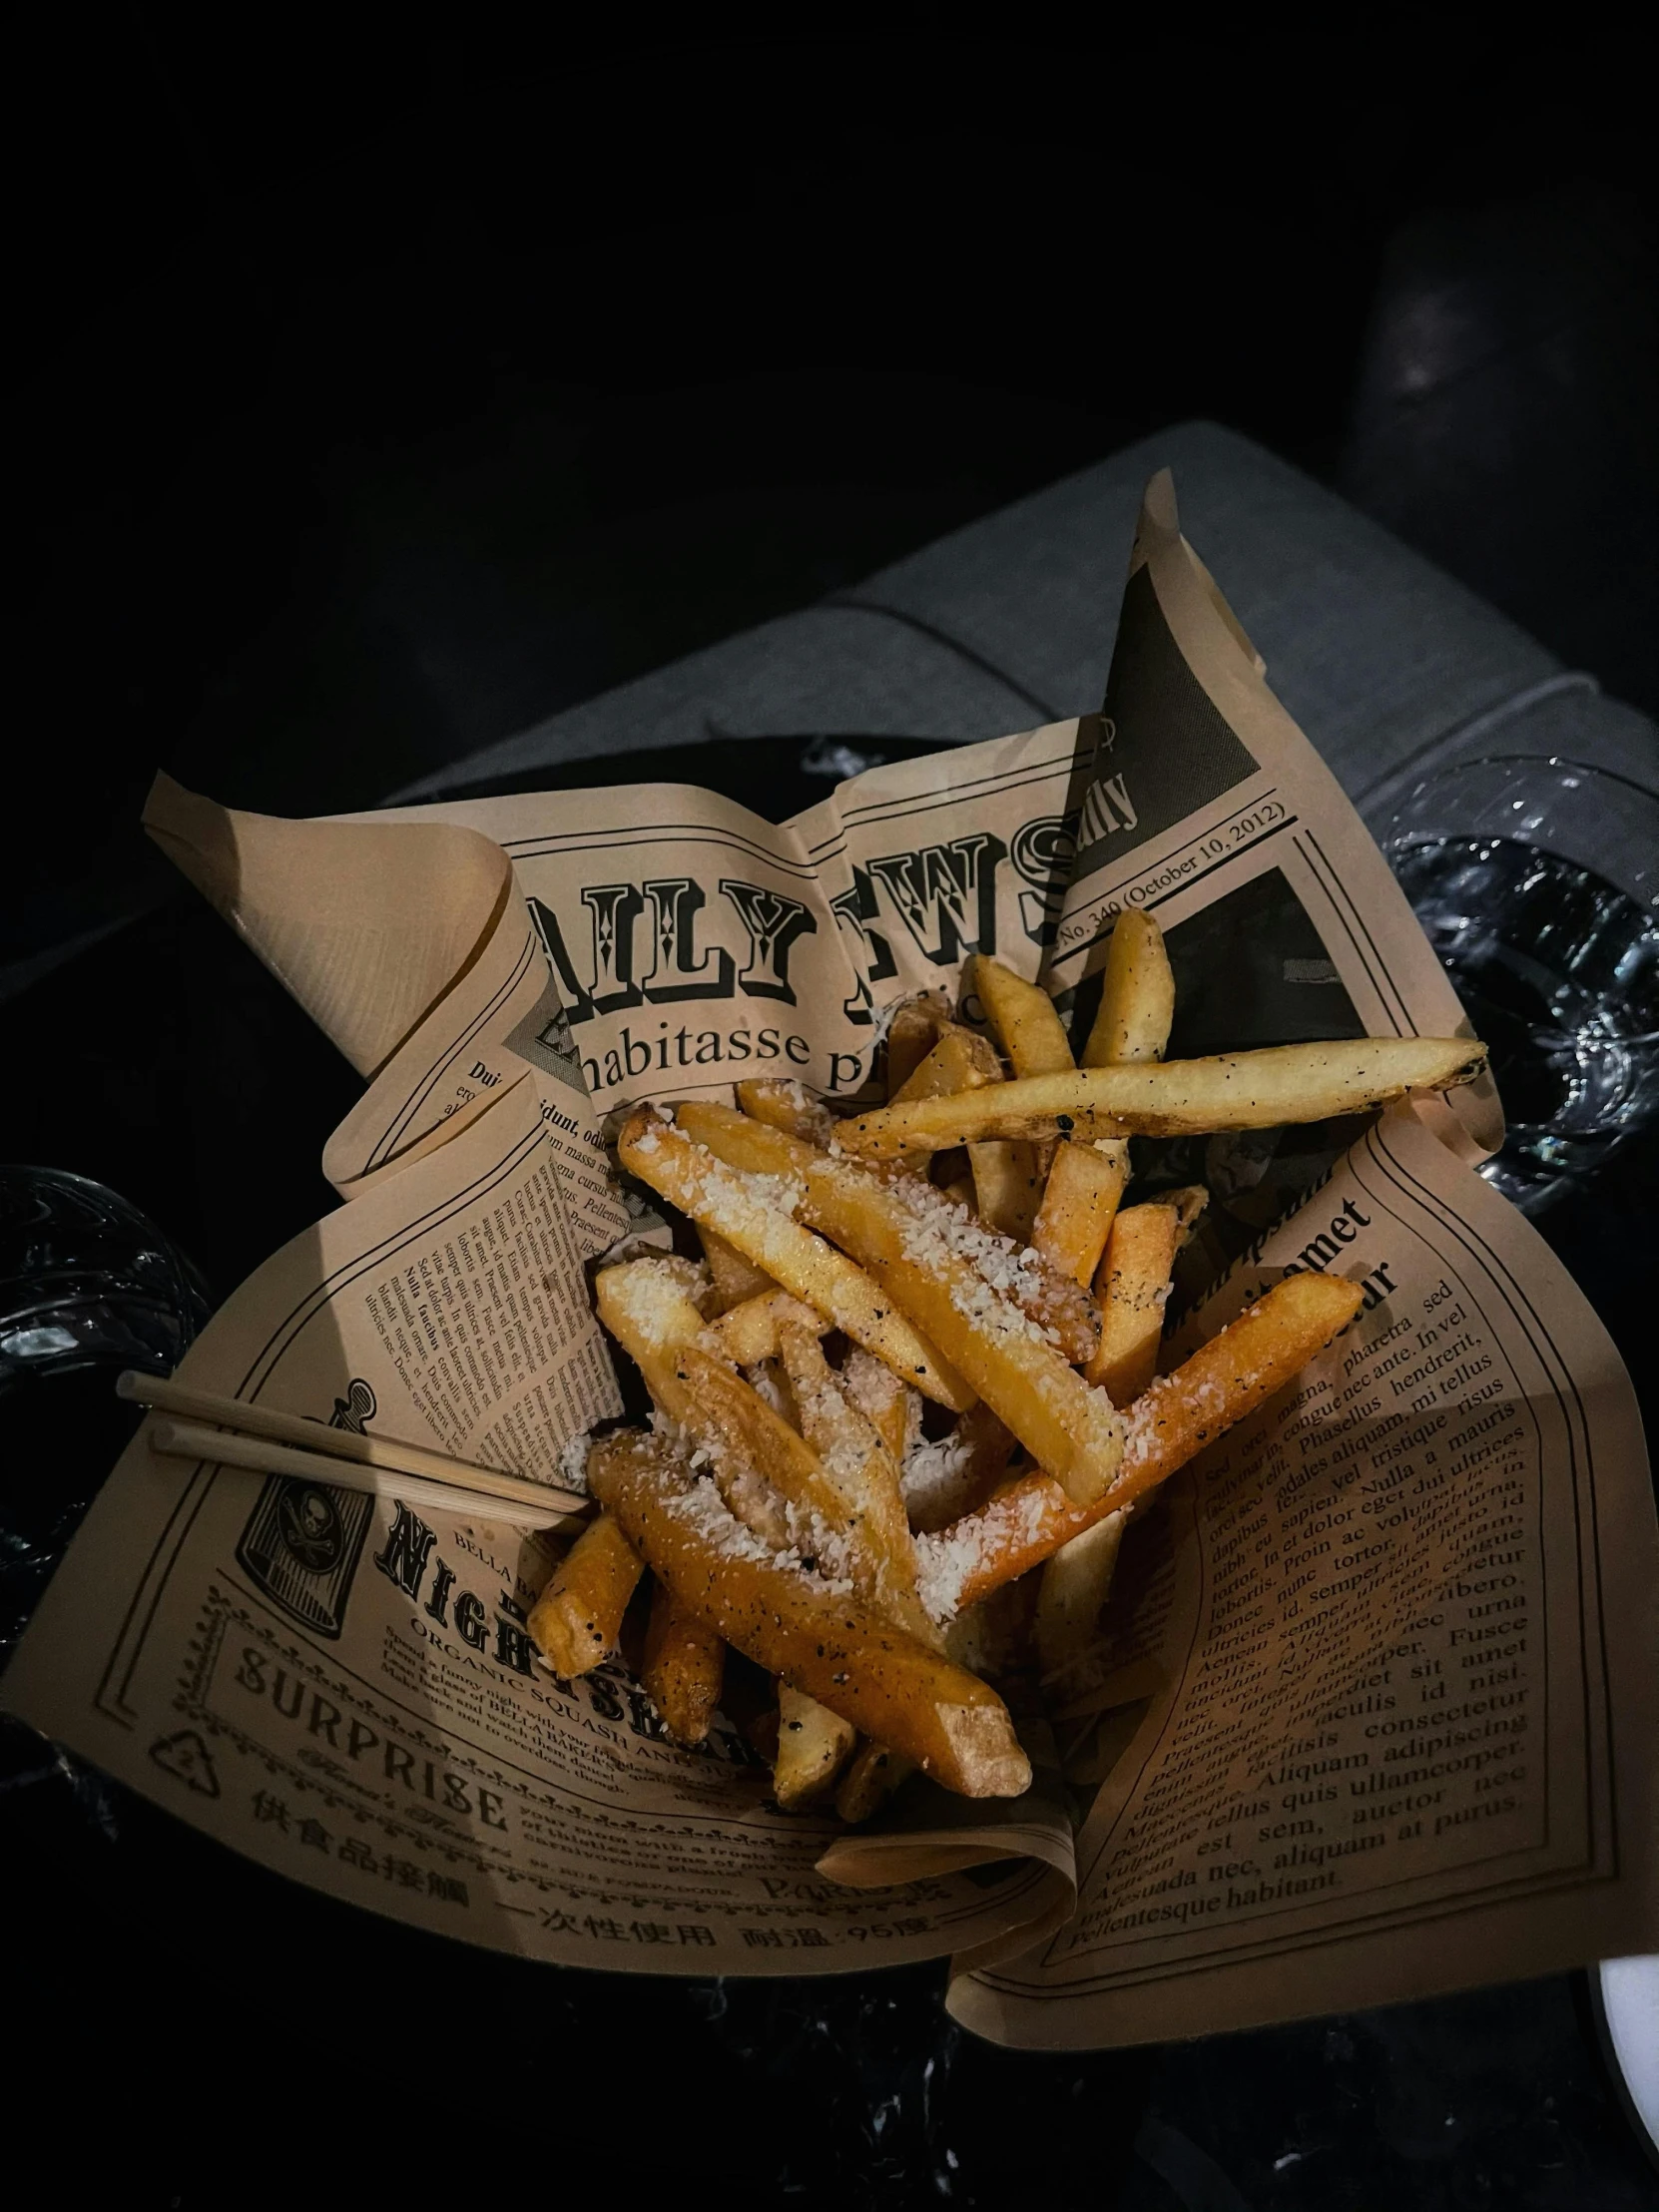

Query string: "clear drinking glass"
[[1382, 757, 1659, 1213], [0, 1168, 211, 1665]]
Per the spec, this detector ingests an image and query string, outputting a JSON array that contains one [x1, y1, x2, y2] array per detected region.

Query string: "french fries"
[[891, 1019, 1040, 1227], [1086, 1201, 1186, 1401], [835, 1742, 916, 1825], [606, 1265, 924, 1610], [973, 954, 1075, 1078], [671, 1103, 1121, 1505], [700, 1228, 775, 1315], [736, 1076, 837, 1148], [674, 1102, 1101, 1368], [596, 1262, 806, 1545], [900, 1400, 1017, 1534], [642, 1583, 725, 1745], [545, 903, 1480, 1831], [1030, 1140, 1127, 1289], [618, 1107, 975, 1409], [1083, 911, 1176, 1068], [774, 1316, 935, 1645], [884, 991, 954, 1095], [835, 1037, 1488, 1155], [838, 1346, 919, 1463], [893, 1024, 999, 1102], [1034, 1510, 1126, 1675], [527, 1510, 644, 1677], [709, 1288, 829, 1367], [974, 952, 1116, 1279], [588, 1430, 1032, 1799], [968, 1138, 1045, 1242], [926, 1275, 1366, 1613], [775, 1687, 856, 1807]]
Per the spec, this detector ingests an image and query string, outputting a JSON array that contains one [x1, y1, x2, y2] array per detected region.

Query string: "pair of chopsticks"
[[118, 1372, 592, 1532]]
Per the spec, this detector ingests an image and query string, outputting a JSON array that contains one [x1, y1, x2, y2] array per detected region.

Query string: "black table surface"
[[3, 738, 1655, 2210]]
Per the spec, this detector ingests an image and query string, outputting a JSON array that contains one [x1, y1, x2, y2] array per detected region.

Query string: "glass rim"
[[1383, 752, 1659, 828]]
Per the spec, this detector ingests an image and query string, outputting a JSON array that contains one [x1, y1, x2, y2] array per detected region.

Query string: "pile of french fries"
[[528, 914, 1486, 1822]]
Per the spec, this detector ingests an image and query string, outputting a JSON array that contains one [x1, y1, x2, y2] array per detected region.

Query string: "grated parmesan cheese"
[[899, 1426, 976, 1519], [913, 1479, 1056, 1623], [657, 1468, 856, 1597]]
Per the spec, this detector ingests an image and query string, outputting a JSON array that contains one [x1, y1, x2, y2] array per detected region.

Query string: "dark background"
[[5, 16, 1657, 2208], [9, 16, 1654, 981]]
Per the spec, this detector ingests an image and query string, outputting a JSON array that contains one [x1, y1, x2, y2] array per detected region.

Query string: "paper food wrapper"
[[6, 474, 1654, 2048]]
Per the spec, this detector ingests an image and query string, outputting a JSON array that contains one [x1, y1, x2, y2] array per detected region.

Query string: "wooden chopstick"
[[148, 1417, 587, 1531], [117, 1371, 589, 1518]]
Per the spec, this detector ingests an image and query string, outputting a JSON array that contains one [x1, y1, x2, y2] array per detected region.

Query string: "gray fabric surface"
[[394, 419, 1656, 814]]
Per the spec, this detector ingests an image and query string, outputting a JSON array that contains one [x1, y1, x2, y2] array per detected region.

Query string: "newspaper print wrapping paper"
[[5, 474, 1652, 2040]]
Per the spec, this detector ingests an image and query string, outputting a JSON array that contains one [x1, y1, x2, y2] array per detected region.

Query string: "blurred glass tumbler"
[[0, 1168, 210, 1662], [1382, 757, 1659, 1213]]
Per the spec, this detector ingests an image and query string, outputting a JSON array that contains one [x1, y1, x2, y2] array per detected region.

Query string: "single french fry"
[[1069, 907, 1174, 1195], [893, 1023, 1000, 1102], [838, 1346, 919, 1464], [885, 993, 957, 1097], [1034, 1510, 1126, 1675], [642, 1582, 726, 1744], [924, 1275, 1366, 1613], [835, 1037, 1489, 1155], [527, 1511, 644, 1677], [835, 1741, 916, 1825], [775, 1685, 856, 1807], [709, 1288, 829, 1367], [675, 1102, 1100, 1369], [900, 1399, 1018, 1534], [974, 955, 1075, 1078], [700, 1227, 776, 1315], [969, 1137, 1045, 1241], [1030, 1139, 1128, 1289], [673, 1104, 1121, 1504], [618, 1108, 975, 1409], [1087, 1202, 1184, 1401], [1083, 910, 1176, 1068], [736, 1076, 837, 1148], [588, 1430, 1031, 1798]]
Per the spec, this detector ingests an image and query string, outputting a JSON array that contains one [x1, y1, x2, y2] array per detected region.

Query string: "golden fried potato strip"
[[1086, 1201, 1185, 1401], [1082, 911, 1176, 1069], [527, 1510, 644, 1677], [1033, 1510, 1126, 1675], [699, 1227, 776, 1316], [835, 1038, 1488, 1155], [884, 992, 956, 1096], [736, 1076, 838, 1147], [642, 1582, 726, 1745], [973, 955, 1075, 1077], [709, 1288, 828, 1367], [775, 1686, 857, 1808], [1031, 1140, 1128, 1290]]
